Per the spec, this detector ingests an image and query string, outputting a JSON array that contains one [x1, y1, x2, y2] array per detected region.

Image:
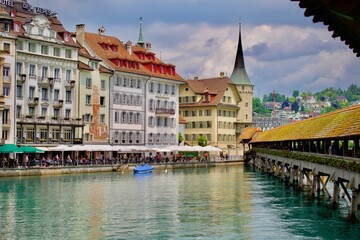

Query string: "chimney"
[[220, 72, 225, 78], [76, 24, 85, 46], [145, 42, 152, 51], [126, 40, 132, 55], [98, 26, 106, 36]]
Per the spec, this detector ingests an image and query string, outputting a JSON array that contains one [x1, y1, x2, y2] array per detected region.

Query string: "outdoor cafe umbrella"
[[19, 145, 45, 154], [0, 144, 22, 153]]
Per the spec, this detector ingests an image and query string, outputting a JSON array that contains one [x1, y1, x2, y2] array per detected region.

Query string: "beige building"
[[76, 43, 113, 144], [179, 25, 253, 159], [0, 9, 16, 145]]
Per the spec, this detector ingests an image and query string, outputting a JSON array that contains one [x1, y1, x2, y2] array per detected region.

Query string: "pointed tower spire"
[[230, 22, 253, 86], [137, 17, 145, 47]]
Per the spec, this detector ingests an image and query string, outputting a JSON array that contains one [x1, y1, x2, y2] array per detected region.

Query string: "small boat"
[[133, 164, 154, 174]]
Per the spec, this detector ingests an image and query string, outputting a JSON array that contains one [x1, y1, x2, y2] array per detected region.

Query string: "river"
[[0, 165, 359, 239]]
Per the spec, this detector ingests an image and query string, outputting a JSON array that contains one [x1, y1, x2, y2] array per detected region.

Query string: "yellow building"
[[179, 25, 253, 159]]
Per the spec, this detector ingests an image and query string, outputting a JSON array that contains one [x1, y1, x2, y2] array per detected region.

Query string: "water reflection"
[[0, 165, 359, 239]]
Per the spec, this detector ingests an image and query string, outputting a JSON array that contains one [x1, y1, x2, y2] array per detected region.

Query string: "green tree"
[[292, 90, 299, 98], [292, 101, 299, 113], [178, 132, 184, 145], [197, 136, 208, 147]]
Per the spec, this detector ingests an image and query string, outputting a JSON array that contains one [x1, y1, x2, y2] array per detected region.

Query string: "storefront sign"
[[0, 0, 14, 7], [22, 2, 54, 16]]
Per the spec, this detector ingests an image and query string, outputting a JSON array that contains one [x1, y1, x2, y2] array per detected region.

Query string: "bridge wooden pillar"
[[311, 174, 317, 197], [289, 164, 294, 186], [298, 168, 304, 189], [350, 188, 359, 220], [281, 162, 285, 180], [332, 181, 340, 208]]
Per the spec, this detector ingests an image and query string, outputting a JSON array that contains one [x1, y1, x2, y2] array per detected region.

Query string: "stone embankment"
[[0, 161, 243, 177]]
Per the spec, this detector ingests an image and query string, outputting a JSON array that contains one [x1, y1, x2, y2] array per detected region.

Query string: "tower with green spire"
[[231, 23, 254, 130], [137, 17, 145, 48]]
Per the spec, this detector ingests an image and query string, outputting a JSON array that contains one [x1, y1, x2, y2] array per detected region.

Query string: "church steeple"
[[230, 23, 253, 86], [137, 17, 145, 48]]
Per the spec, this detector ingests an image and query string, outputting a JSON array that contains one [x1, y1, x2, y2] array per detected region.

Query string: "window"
[[26, 26, 32, 34], [86, 78, 92, 88], [100, 114, 105, 124], [54, 89, 59, 101], [3, 86, 10, 96], [171, 85, 175, 95], [149, 82, 154, 93], [53, 47, 60, 57], [16, 85, 23, 98], [54, 68, 60, 79], [16, 41, 23, 50], [29, 42, 36, 53], [41, 107, 47, 116], [3, 67, 10, 80], [115, 77, 121, 86], [135, 113, 140, 124], [16, 62, 22, 75], [41, 66, 48, 78], [29, 64, 35, 77], [65, 109, 71, 118], [90, 61, 98, 69], [3, 22, 10, 32], [100, 96, 105, 106], [114, 112, 119, 123], [86, 95, 91, 105], [164, 85, 168, 94], [100, 80, 106, 89], [41, 45, 48, 54], [66, 70, 71, 81], [65, 49, 72, 58], [64, 34, 69, 42], [38, 28, 43, 36], [16, 106, 21, 118], [3, 43, 10, 54], [29, 86, 35, 99], [65, 90, 72, 103], [121, 112, 127, 123], [41, 88, 48, 101], [137, 79, 141, 89], [157, 83, 161, 94], [245, 102, 248, 107]]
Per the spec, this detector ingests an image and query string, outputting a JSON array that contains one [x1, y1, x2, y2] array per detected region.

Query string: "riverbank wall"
[[0, 160, 243, 178]]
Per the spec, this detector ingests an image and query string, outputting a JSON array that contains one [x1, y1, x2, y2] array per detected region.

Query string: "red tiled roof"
[[180, 77, 241, 107], [84, 32, 185, 82], [78, 61, 93, 71]]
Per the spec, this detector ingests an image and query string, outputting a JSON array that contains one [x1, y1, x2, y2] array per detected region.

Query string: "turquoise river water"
[[0, 165, 360, 239]]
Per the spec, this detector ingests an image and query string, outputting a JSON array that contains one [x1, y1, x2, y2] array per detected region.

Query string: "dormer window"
[[14, 23, 19, 32], [38, 28, 43, 36], [90, 62, 98, 69], [3, 23, 10, 32], [64, 34, 69, 42], [50, 31, 55, 38], [26, 26, 32, 34]]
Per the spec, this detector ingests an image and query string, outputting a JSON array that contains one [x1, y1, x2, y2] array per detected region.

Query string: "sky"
[[32, 0, 359, 98]]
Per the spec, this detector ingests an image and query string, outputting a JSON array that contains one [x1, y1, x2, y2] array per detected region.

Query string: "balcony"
[[155, 108, 175, 115], [37, 76, 54, 87], [53, 100, 64, 108], [3, 74, 11, 83], [65, 79, 76, 89], [16, 74, 26, 84], [28, 97, 39, 106]]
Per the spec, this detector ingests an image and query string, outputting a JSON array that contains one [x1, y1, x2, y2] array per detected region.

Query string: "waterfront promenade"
[[0, 159, 243, 178]]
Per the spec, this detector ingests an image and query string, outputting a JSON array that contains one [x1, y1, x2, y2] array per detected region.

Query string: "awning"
[[0, 144, 22, 153]]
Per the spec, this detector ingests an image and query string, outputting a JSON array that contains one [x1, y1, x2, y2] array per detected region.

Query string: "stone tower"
[[230, 23, 254, 130]]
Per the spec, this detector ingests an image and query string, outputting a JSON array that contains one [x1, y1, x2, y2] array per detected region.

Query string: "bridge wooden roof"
[[251, 104, 360, 143], [292, 0, 360, 57]]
